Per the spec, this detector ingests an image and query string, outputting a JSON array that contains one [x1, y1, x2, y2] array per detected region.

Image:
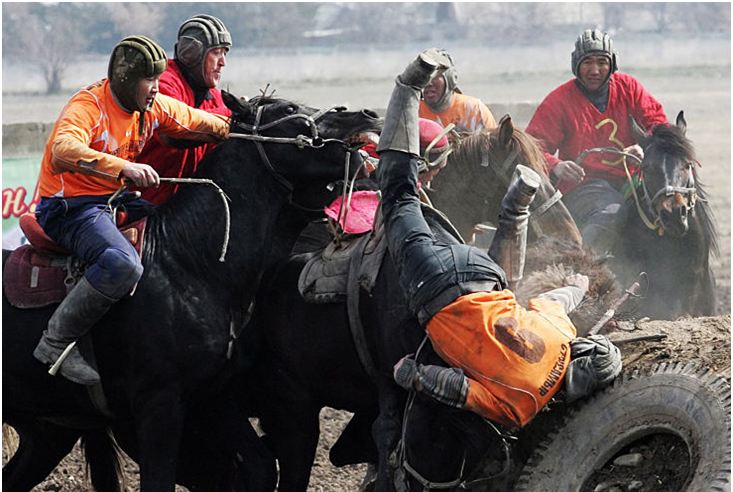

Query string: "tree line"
[[2, 2, 730, 94]]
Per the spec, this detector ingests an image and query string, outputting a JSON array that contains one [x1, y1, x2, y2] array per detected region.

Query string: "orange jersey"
[[426, 290, 576, 428], [37, 79, 230, 198], [419, 93, 497, 133]]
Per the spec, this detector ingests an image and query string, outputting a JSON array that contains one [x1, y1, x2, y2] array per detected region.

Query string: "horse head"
[[433, 115, 581, 245], [221, 91, 382, 212], [631, 111, 698, 238]]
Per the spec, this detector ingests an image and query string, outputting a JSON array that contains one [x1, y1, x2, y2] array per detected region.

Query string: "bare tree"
[[103, 3, 165, 40], [3, 4, 86, 94]]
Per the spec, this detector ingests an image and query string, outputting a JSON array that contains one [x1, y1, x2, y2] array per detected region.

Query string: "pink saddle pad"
[[324, 191, 380, 235]]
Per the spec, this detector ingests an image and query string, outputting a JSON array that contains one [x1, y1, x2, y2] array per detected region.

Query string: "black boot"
[[488, 164, 541, 288], [33, 277, 117, 385], [377, 48, 455, 157]]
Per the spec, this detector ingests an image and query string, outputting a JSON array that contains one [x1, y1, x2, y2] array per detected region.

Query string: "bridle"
[[577, 146, 698, 235], [228, 103, 360, 213]]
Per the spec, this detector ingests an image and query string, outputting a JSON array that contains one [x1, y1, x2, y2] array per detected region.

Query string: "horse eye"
[[285, 105, 296, 115]]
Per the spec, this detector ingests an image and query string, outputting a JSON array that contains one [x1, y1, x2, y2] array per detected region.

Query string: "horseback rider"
[[377, 49, 622, 428], [32, 35, 230, 385], [418, 49, 497, 133], [137, 14, 233, 205], [526, 29, 668, 253]]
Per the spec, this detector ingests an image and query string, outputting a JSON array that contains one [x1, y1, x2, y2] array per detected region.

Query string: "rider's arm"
[[152, 94, 230, 143], [536, 273, 589, 314], [526, 97, 566, 172], [626, 74, 668, 132], [50, 92, 131, 182]]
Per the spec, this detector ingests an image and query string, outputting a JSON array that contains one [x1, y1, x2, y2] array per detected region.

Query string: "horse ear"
[[676, 111, 687, 135], [222, 91, 249, 115], [628, 115, 649, 148], [498, 114, 514, 148]]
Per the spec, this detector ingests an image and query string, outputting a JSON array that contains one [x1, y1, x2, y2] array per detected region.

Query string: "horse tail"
[[81, 429, 125, 492]]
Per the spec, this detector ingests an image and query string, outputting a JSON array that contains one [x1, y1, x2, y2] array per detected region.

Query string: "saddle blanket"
[[4, 217, 146, 309]]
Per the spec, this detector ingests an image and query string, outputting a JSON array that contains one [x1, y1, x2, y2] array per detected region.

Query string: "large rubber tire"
[[515, 362, 731, 491]]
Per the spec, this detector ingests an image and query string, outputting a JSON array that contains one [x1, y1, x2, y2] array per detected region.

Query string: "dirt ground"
[[2, 50, 729, 491]]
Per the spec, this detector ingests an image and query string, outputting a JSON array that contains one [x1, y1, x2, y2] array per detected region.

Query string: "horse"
[[250, 206, 591, 491], [247, 117, 619, 491], [613, 111, 718, 319], [2, 92, 381, 491], [429, 115, 582, 247]]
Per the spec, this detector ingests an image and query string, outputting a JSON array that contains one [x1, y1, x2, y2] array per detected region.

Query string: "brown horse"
[[429, 115, 582, 246]]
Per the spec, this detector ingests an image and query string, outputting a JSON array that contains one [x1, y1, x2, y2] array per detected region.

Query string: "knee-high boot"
[[33, 277, 117, 385]]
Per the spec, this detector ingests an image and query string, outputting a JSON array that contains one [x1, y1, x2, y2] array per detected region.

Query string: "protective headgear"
[[418, 118, 453, 171], [175, 14, 232, 89], [424, 49, 462, 113], [108, 35, 167, 113], [571, 29, 618, 78]]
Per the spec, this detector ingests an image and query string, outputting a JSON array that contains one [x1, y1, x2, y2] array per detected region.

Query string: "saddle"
[[298, 220, 387, 305], [3, 212, 147, 309]]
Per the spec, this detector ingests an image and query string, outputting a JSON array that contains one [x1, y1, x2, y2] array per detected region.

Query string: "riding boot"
[[33, 277, 117, 385], [393, 356, 468, 409], [377, 49, 453, 155], [488, 164, 541, 289], [377, 49, 454, 213]]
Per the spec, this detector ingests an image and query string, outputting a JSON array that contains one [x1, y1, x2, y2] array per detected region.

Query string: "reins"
[[109, 177, 232, 262], [228, 104, 357, 214], [577, 146, 698, 236]]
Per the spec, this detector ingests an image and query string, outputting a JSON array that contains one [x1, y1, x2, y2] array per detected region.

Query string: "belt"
[[417, 280, 497, 326]]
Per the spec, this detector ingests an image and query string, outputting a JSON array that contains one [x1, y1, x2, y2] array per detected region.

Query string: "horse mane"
[[650, 124, 696, 159], [507, 126, 549, 176], [692, 166, 719, 256], [649, 124, 718, 256], [449, 125, 549, 177]]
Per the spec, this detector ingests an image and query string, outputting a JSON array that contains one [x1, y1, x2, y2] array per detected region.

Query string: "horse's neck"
[[145, 162, 289, 290], [432, 148, 497, 229]]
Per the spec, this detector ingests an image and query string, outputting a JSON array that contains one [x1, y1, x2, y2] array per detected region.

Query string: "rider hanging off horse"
[[31, 35, 230, 385], [526, 29, 669, 253], [375, 48, 623, 427]]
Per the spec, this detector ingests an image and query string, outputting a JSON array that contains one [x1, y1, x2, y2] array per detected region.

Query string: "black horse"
[[614, 111, 718, 319], [248, 115, 623, 491], [251, 202, 571, 491], [2, 93, 381, 491]]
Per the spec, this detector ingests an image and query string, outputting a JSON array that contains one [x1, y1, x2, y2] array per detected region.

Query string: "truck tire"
[[515, 362, 730, 491]]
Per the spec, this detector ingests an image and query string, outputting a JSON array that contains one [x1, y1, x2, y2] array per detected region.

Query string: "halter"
[[228, 103, 356, 213], [578, 147, 698, 235]]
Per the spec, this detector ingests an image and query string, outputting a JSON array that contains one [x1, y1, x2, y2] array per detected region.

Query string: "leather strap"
[[346, 234, 379, 380]]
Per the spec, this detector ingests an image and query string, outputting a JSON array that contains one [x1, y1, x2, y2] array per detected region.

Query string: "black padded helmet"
[[108, 35, 167, 113], [424, 48, 461, 113], [571, 29, 618, 77], [175, 14, 232, 88]]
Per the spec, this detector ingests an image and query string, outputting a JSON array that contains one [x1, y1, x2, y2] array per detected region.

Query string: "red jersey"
[[137, 60, 232, 205], [526, 73, 668, 193]]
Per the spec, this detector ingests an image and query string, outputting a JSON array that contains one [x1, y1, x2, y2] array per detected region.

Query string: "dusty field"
[[2, 45, 729, 491]]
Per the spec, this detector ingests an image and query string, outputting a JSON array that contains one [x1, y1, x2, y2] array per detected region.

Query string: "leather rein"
[[228, 104, 359, 213], [577, 147, 698, 235]]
